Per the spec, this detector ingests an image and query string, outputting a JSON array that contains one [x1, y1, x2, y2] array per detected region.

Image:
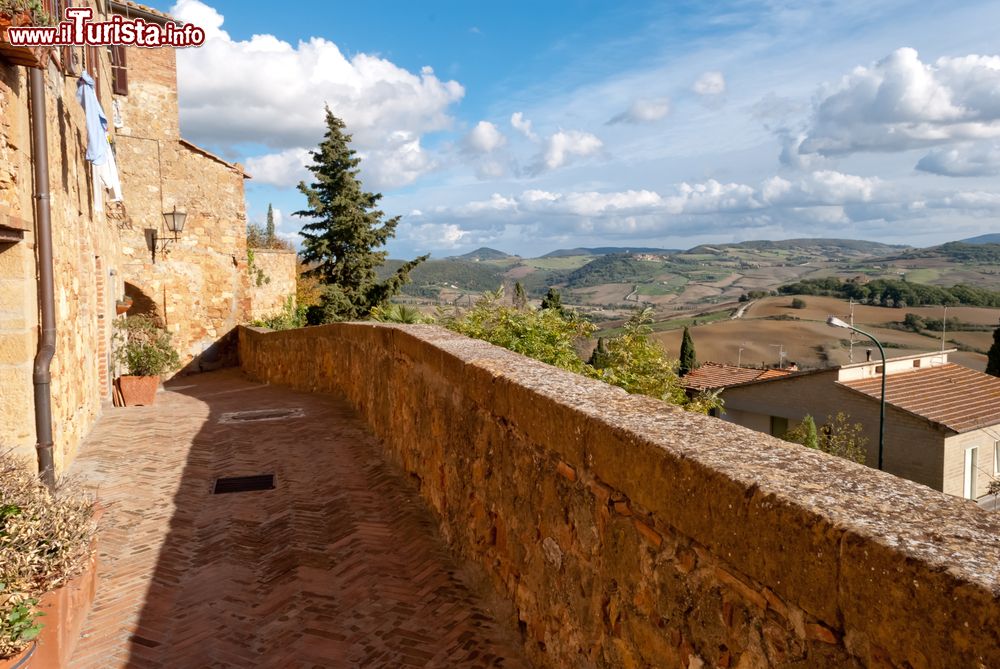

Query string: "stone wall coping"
[[246, 322, 1000, 594]]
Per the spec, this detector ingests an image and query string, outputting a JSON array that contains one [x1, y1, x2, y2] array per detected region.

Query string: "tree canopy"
[[297, 108, 427, 322]]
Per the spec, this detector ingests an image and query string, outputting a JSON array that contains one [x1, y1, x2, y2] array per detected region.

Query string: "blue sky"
[[156, 0, 1000, 258]]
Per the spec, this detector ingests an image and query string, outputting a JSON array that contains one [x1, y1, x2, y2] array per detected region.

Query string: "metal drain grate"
[[218, 408, 304, 424], [213, 474, 276, 494]]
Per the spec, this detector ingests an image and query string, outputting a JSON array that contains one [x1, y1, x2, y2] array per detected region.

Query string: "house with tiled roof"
[[681, 361, 792, 393], [718, 349, 1000, 502]]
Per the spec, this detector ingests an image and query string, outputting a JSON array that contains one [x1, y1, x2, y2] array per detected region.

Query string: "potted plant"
[[0, 452, 97, 668], [112, 315, 180, 406], [0, 1, 53, 70]]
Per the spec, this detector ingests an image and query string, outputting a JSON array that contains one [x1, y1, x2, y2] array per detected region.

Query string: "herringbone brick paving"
[[68, 369, 529, 668]]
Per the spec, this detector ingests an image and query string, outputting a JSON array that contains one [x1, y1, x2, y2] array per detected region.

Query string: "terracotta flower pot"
[[0, 643, 35, 669], [31, 549, 98, 669], [117, 375, 160, 406]]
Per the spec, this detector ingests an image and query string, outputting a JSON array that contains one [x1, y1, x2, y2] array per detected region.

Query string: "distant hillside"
[[687, 238, 904, 255], [378, 259, 504, 297], [449, 247, 513, 262], [542, 246, 678, 258], [894, 242, 1000, 264], [564, 254, 664, 288], [959, 233, 1000, 245]]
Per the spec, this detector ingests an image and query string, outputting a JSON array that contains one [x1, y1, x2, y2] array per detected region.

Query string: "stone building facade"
[[0, 0, 256, 474]]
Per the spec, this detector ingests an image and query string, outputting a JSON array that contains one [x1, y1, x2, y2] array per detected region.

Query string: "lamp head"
[[826, 315, 851, 329], [163, 206, 187, 234]]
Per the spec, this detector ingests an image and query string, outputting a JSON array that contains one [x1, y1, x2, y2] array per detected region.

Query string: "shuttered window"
[[109, 45, 128, 95]]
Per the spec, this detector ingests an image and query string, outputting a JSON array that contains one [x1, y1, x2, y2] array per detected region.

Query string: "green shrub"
[[251, 296, 306, 331], [0, 453, 96, 658], [112, 316, 180, 377]]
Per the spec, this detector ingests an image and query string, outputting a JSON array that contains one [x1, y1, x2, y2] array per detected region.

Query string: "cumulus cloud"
[[464, 121, 506, 154], [693, 71, 726, 96], [796, 48, 1000, 158], [916, 142, 1000, 176], [170, 0, 463, 189], [244, 148, 311, 187], [399, 221, 468, 249], [510, 112, 538, 140], [607, 97, 671, 125], [534, 130, 603, 172]]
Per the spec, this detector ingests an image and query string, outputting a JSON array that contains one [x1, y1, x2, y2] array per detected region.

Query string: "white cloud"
[[607, 97, 671, 125], [244, 148, 311, 187], [535, 130, 603, 172], [510, 112, 537, 140], [400, 222, 468, 249], [170, 0, 463, 189], [464, 121, 506, 153], [693, 71, 726, 96], [359, 131, 436, 189], [916, 142, 1000, 176], [797, 48, 1000, 157]]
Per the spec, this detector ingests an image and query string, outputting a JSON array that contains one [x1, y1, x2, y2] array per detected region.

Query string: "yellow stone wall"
[[240, 323, 1000, 669], [0, 5, 252, 473], [248, 249, 297, 321], [0, 51, 123, 473]]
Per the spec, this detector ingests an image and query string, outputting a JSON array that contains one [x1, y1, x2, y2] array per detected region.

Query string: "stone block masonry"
[[247, 249, 297, 321], [239, 323, 1000, 669]]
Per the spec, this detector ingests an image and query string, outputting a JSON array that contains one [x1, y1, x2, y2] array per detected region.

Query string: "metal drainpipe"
[[29, 67, 56, 491]]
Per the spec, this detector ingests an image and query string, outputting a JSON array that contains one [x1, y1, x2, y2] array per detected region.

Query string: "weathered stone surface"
[[247, 249, 296, 321], [239, 323, 1000, 668]]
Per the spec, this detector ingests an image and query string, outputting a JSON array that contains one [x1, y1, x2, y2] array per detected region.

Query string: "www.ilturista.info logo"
[[5, 7, 205, 48]]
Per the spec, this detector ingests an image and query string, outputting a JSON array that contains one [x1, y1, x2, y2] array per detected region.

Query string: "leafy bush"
[[0, 453, 96, 658], [790, 298, 806, 309], [113, 316, 180, 377], [446, 296, 721, 413], [251, 296, 306, 331], [446, 288, 594, 372], [786, 412, 867, 464]]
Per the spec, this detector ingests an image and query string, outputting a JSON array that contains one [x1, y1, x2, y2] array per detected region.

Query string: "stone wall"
[[239, 324, 1000, 669], [247, 249, 297, 321], [0, 51, 123, 473], [114, 44, 251, 372]]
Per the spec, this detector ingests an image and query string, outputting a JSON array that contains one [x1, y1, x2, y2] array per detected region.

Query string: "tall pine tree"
[[540, 287, 563, 313], [679, 326, 697, 376], [987, 321, 1000, 377], [297, 109, 427, 322]]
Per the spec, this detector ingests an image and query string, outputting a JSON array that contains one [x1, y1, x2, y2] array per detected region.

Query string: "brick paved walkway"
[[68, 370, 529, 668]]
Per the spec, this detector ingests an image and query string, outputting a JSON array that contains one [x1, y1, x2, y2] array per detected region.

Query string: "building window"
[[964, 447, 978, 500], [875, 365, 884, 374], [994, 440, 999, 475], [770, 416, 788, 438], [109, 45, 128, 95], [913, 359, 921, 368]]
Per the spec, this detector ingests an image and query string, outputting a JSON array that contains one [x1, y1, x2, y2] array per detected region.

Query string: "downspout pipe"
[[29, 67, 56, 490]]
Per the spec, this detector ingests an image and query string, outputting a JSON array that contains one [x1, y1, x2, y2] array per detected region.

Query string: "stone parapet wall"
[[247, 249, 297, 321], [239, 324, 1000, 669]]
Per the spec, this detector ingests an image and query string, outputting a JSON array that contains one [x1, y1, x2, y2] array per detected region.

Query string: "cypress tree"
[[296, 108, 427, 322], [513, 281, 528, 310], [540, 287, 563, 313], [265, 203, 276, 246], [589, 337, 610, 369], [800, 415, 819, 450], [679, 326, 697, 376], [987, 321, 1000, 377]]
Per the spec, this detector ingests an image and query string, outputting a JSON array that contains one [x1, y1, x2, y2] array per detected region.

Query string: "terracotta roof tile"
[[682, 362, 792, 391], [838, 363, 1000, 433]]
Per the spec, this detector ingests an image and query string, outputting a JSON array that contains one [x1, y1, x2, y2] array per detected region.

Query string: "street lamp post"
[[827, 316, 886, 470]]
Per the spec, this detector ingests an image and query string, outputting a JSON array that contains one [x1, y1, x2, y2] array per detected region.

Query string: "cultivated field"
[[651, 295, 996, 372]]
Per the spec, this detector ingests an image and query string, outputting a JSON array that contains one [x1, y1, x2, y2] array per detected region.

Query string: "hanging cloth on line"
[[76, 72, 123, 212]]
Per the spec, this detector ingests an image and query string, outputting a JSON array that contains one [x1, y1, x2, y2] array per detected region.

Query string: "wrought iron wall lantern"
[[146, 206, 188, 262]]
